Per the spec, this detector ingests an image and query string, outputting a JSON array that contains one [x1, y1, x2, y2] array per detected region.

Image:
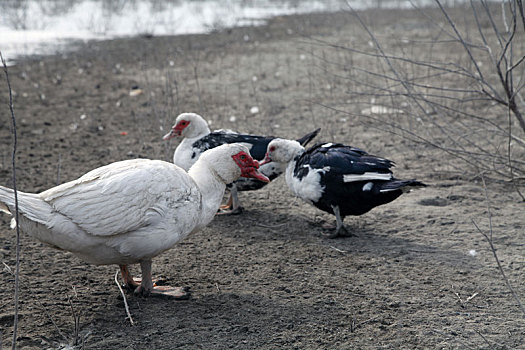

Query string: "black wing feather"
[[192, 131, 274, 160], [296, 143, 394, 178], [193, 128, 321, 161]]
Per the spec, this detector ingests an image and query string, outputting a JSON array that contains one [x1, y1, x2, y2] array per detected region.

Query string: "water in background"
[[0, 0, 434, 63]]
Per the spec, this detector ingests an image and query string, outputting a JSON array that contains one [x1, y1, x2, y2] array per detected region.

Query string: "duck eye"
[[270, 146, 275, 152], [240, 154, 246, 160]]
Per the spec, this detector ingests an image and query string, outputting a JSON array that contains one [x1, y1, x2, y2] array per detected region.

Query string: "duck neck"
[[284, 150, 305, 186], [190, 124, 211, 140], [284, 159, 298, 187], [188, 162, 227, 230], [174, 130, 211, 170]]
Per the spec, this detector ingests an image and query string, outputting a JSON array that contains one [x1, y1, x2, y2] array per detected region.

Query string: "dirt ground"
[[1, 7, 524, 350]]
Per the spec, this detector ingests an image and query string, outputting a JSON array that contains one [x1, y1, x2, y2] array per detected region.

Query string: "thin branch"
[[114, 270, 134, 326], [507, 103, 525, 200], [475, 0, 525, 134], [475, 328, 497, 350], [2, 262, 68, 342], [508, 54, 525, 73], [518, 0, 525, 31], [1, 50, 22, 350], [436, 0, 504, 101], [315, 3, 524, 187], [67, 296, 81, 346], [312, 101, 491, 171], [471, 177, 525, 317]]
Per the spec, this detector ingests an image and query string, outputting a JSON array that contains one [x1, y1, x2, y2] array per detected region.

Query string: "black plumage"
[[266, 141, 425, 237], [300, 142, 423, 217], [193, 132, 273, 161]]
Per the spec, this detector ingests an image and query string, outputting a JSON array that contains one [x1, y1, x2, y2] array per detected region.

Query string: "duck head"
[[199, 144, 270, 184], [163, 113, 211, 140], [260, 139, 304, 165]]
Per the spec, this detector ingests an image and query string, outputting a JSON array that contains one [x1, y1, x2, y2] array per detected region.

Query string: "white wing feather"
[[41, 159, 198, 237], [343, 172, 392, 182]]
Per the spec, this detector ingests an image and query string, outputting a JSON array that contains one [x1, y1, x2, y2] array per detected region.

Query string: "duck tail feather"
[[379, 179, 427, 193], [0, 186, 51, 226], [296, 128, 321, 147]]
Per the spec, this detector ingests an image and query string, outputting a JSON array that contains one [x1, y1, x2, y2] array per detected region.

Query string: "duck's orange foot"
[[123, 279, 141, 291], [150, 286, 191, 300], [219, 203, 232, 210], [132, 276, 168, 285], [217, 206, 244, 215], [134, 285, 191, 299], [124, 276, 168, 291]]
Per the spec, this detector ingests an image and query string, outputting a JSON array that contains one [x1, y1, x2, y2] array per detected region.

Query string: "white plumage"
[[286, 164, 326, 204], [343, 172, 393, 183], [0, 144, 268, 297]]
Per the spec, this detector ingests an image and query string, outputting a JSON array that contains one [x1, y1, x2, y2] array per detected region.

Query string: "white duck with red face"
[[0, 144, 268, 298], [164, 113, 213, 170], [163, 112, 320, 214]]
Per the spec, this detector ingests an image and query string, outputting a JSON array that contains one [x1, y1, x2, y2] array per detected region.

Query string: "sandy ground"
[[1, 7, 524, 350]]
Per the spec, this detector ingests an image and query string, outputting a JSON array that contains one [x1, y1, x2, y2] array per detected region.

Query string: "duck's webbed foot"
[[219, 195, 233, 211], [119, 265, 140, 290], [327, 224, 355, 239], [148, 286, 191, 299], [133, 260, 191, 299], [325, 205, 355, 239], [217, 205, 244, 215], [217, 185, 244, 215], [133, 283, 190, 299]]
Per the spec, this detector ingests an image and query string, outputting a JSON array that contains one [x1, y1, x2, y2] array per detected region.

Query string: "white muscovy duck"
[[260, 139, 426, 238], [163, 112, 320, 214], [0, 144, 268, 298]]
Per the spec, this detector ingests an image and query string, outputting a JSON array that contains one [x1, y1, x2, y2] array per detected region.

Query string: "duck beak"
[[163, 128, 181, 140], [258, 153, 272, 166], [163, 130, 176, 140], [241, 159, 269, 182], [242, 166, 270, 183]]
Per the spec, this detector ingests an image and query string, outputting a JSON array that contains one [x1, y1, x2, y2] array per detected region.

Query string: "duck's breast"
[[286, 161, 326, 204]]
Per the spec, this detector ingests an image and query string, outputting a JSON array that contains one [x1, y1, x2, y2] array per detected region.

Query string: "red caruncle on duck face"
[[232, 151, 270, 183], [162, 119, 191, 140], [174, 119, 190, 135]]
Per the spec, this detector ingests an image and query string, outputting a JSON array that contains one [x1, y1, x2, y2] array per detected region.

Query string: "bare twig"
[[475, 328, 497, 349], [67, 296, 81, 346], [56, 153, 62, 185], [507, 103, 525, 200], [189, 49, 205, 117], [466, 292, 479, 303], [311, 2, 524, 192], [329, 246, 346, 254], [1, 50, 22, 350], [436, 0, 502, 101], [248, 220, 287, 229], [2, 262, 68, 342], [451, 284, 479, 308], [114, 270, 134, 326], [351, 314, 381, 332], [471, 177, 525, 317]]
